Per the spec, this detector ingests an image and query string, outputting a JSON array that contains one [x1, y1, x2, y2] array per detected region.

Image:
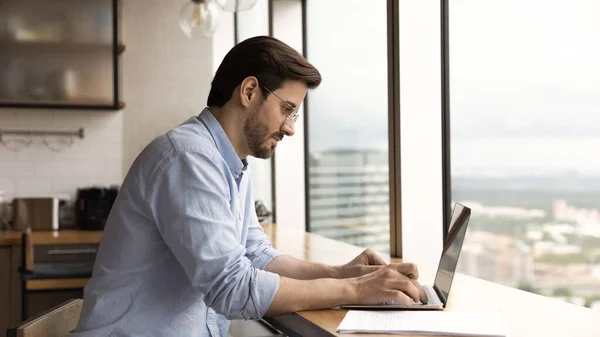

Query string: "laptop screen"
[[433, 203, 471, 304]]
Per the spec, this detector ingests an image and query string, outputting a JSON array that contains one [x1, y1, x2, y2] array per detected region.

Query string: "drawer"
[[34, 244, 98, 263]]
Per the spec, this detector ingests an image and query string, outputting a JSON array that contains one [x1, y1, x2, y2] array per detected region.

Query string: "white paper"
[[337, 310, 509, 337]]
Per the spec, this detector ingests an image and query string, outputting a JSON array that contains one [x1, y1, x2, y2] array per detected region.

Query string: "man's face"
[[244, 80, 307, 159]]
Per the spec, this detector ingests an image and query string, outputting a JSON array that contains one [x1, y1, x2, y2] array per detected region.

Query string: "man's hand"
[[347, 248, 388, 266], [352, 263, 428, 306], [265, 260, 429, 316], [335, 248, 388, 279]]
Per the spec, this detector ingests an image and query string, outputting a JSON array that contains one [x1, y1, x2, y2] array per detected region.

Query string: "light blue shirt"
[[69, 108, 282, 337]]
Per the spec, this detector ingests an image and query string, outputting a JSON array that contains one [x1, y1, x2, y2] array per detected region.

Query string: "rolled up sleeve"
[[243, 171, 282, 270], [149, 150, 280, 319], [245, 211, 282, 270]]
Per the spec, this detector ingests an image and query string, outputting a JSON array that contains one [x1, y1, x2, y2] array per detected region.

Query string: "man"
[[70, 36, 426, 337]]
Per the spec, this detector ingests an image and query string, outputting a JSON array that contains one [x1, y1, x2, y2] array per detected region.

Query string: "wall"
[[121, 0, 215, 172], [0, 108, 123, 200], [0, 0, 222, 201], [212, 11, 234, 78]]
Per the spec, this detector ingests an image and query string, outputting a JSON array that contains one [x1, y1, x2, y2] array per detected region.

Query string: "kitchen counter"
[[0, 231, 20, 246], [0, 229, 103, 246], [0, 228, 103, 332]]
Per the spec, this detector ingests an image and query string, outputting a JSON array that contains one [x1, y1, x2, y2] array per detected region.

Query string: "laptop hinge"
[[433, 285, 447, 306]]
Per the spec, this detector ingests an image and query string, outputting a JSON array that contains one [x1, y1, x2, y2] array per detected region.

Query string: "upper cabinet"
[[0, 0, 123, 110]]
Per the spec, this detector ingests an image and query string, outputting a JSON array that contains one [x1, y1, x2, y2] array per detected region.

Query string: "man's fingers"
[[392, 291, 413, 307], [365, 249, 387, 265], [389, 278, 420, 303], [390, 263, 420, 280], [412, 280, 428, 304]]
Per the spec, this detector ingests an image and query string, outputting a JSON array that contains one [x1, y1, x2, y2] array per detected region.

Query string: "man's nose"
[[281, 120, 295, 137]]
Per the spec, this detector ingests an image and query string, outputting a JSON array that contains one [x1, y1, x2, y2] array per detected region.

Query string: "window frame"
[[301, 0, 409, 257], [271, 0, 451, 258], [234, 0, 276, 222], [441, 0, 452, 242]]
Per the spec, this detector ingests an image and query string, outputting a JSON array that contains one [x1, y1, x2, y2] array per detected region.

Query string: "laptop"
[[341, 202, 471, 310]]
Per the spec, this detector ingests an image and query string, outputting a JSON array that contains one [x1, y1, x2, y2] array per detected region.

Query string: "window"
[[305, 0, 390, 253], [235, 0, 274, 221], [450, 0, 600, 308], [235, 0, 269, 42]]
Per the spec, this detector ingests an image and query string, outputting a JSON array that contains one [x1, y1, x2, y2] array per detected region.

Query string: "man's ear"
[[239, 76, 259, 108]]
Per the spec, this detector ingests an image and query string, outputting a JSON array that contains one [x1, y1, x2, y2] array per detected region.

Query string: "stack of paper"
[[336, 310, 509, 336]]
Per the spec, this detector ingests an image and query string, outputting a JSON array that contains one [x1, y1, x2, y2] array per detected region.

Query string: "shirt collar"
[[197, 107, 248, 179]]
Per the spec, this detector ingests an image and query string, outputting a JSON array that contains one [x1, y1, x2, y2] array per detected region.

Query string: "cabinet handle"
[[47, 248, 97, 255]]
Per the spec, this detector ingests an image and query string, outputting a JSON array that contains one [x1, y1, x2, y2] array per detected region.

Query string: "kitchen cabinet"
[[0, 246, 12, 335], [0, 245, 21, 335], [0, 230, 98, 333], [0, 0, 122, 110]]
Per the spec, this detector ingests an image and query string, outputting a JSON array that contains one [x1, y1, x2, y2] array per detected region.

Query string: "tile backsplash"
[[0, 109, 123, 200]]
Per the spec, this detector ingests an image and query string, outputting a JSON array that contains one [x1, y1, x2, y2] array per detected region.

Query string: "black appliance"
[[75, 186, 119, 230]]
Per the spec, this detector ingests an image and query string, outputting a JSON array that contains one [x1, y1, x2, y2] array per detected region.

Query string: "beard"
[[243, 104, 280, 159]]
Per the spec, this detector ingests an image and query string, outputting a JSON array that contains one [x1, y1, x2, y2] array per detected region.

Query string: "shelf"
[[0, 99, 126, 111], [0, 39, 126, 54]]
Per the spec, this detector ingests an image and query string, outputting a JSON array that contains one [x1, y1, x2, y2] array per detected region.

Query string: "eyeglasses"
[[261, 86, 299, 124]]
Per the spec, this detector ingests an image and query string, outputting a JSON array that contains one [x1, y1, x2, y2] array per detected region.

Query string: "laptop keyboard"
[[385, 286, 442, 306], [422, 286, 442, 305]]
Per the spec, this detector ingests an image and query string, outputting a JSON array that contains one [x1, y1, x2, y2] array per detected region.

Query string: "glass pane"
[[236, 0, 269, 42], [0, 0, 114, 106], [306, 0, 390, 253], [236, 0, 273, 221], [450, 0, 600, 308]]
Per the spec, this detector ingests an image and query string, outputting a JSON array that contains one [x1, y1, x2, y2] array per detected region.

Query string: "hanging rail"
[[0, 128, 84, 139]]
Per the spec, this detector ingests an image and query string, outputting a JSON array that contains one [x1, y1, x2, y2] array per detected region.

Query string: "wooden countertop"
[[0, 229, 103, 246], [2, 223, 598, 336], [260, 223, 600, 337]]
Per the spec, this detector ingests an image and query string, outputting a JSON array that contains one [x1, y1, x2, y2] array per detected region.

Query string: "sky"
[[306, 0, 388, 152], [305, 0, 600, 177]]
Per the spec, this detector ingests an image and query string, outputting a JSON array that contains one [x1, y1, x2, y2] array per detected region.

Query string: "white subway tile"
[[0, 110, 17, 128], [16, 178, 53, 197], [95, 142, 122, 160], [0, 178, 16, 200], [0, 147, 18, 162], [52, 110, 87, 129], [3, 110, 124, 201], [0, 134, 33, 154], [0, 162, 35, 177], [85, 111, 122, 128], [34, 162, 65, 177], [15, 110, 53, 130], [35, 161, 105, 178], [52, 178, 95, 198], [15, 143, 55, 161], [90, 176, 122, 189], [0, 109, 19, 160], [51, 141, 92, 161], [103, 161, 124, 180]]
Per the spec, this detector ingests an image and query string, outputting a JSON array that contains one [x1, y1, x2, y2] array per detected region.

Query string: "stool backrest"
[[7, 299, 82, 337]]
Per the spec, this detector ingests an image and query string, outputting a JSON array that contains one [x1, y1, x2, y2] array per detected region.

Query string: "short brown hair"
[[207, 36, 321, 107]]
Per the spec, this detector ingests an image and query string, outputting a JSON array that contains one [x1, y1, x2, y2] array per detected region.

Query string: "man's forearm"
[[265, 254, 339, 280], [263, 263, 428, 317], [264, 276, 356, 316], [265, 254, 382, 280]]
